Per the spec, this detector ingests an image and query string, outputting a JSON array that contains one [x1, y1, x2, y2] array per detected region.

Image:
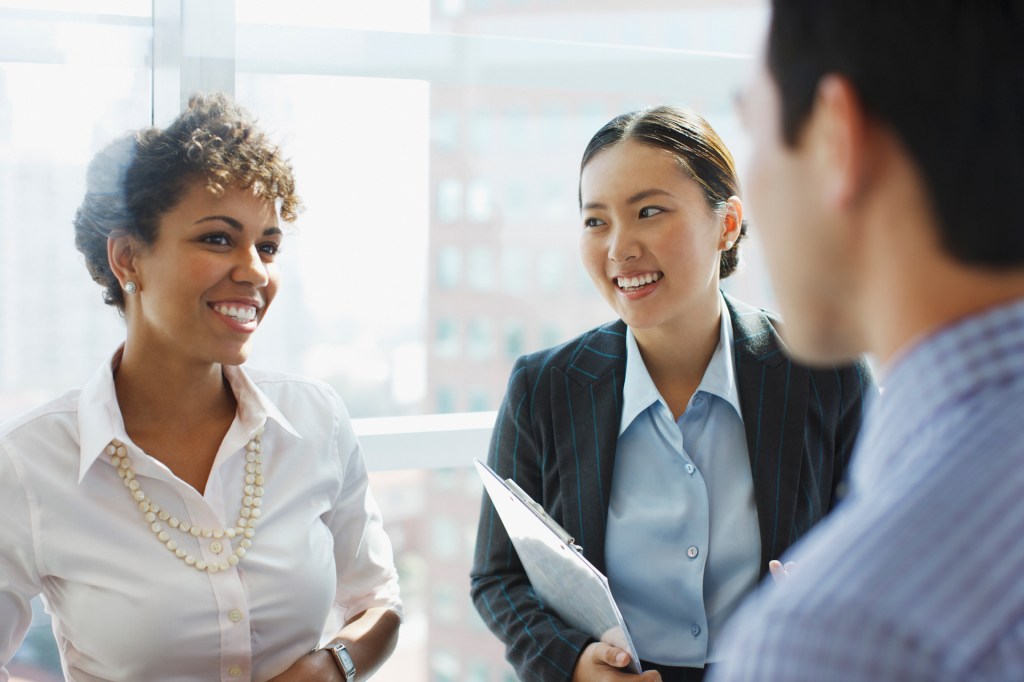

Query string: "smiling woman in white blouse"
[[0, 93, 402, 682]]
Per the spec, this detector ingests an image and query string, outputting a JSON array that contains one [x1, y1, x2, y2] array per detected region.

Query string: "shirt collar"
[[619, 294, 743, 435], [77, 347, 301, 483]]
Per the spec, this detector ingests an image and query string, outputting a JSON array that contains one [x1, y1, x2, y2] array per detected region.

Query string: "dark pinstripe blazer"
[[470, 294, 875, 682]]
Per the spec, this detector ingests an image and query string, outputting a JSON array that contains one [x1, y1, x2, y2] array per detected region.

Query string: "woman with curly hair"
[[0, 93, 401, 681]]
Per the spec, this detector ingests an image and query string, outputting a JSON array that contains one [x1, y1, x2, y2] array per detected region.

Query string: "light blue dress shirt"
[[605, 298, 761, 667]]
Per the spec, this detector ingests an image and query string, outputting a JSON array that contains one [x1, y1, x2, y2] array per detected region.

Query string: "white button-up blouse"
[[0, 350, 402, 682]]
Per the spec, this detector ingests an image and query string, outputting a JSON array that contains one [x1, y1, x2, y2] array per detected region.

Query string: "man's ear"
[[807, 74, 870, 211], [107, 235, 140, 289]]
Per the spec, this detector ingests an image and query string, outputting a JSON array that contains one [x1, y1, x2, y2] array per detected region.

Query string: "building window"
[[436, 246, 462, 289], [432, 582, 460, 624], [432, 517, 461, 559], [468, 389, 491, 412], [435, 317, 460, 358], [438, 178, 463, 223], [500, 246, 528, 294], [466, 246, 496, 291], [466, 661, 490, 682], [538, 250, 565, 293], [432, 111, 459, 149], [436, 386, 457, 413], [504, 321, 525, 359], [431, 649, 460, 682], [467, 179, 493, 223], [541, 324, 564, 348], [467, 317, 495, 360]]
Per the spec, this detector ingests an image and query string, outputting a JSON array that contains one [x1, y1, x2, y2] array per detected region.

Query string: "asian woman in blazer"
[[471, 106, 875, 682]]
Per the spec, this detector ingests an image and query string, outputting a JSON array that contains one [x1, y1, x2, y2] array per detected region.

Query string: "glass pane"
[[0, 12, 152, 414], [236, 69, 769, 418], [2, 4, 150, 676], [369, 466, 515, 682], [431, 0, 768, 50], [237, 0, 430, 32], [0, 0, 147, 14]]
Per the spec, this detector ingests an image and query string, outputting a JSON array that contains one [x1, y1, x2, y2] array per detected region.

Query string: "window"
[[435, 317, 461, 358], [437, 246, 463, 289], [503, 320, 525, 359], [466, 246, 496, 291], [466, 317, 495, 360], [500, 246, 528, 294], [438, 178, 463, 222], [432, 582, 460, 624], [3, 3, 772, 681], [466, 179, 493, 222], [537, 249, 565, 293]]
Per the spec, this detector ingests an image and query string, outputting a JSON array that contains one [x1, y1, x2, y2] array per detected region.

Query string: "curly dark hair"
[[74, 92, 302, 312], [580, 106, 747, 279]]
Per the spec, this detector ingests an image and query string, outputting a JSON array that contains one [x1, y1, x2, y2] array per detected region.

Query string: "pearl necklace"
[[107, 427, 265, 574]]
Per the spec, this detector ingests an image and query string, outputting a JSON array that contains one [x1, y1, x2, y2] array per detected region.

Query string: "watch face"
[[331, 644, 356, 680]]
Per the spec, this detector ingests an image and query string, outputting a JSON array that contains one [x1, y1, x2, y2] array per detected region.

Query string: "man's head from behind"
[[740, 1, 1024, 365]]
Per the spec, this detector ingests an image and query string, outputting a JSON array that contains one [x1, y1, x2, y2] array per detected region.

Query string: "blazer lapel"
[[550, 321, 626, 574], [726, 294, 809, 571]]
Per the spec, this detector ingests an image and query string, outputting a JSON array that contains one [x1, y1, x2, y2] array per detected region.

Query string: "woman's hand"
[[768, 559, 798, 584], [572, 642, 663, 681]]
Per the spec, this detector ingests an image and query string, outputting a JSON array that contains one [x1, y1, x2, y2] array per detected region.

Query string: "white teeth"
[[616, 273, 662, 290], [214, 305, 257, 323]]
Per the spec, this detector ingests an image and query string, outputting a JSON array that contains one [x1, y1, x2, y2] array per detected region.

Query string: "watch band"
[[326, 642, 357, 682]]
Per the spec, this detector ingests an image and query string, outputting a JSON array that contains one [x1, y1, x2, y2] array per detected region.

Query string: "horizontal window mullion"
[[235, 24, 751, 99]]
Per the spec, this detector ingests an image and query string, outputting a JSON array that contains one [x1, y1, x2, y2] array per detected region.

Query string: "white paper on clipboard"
[[474, 458, 642, 674]]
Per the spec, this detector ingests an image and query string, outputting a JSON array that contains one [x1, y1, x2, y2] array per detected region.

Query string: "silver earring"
[[124, 281, 137, 295], [724, 240, 734, 250]]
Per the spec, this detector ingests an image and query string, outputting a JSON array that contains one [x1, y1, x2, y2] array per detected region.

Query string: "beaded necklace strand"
[[107, 427, 265, 573]]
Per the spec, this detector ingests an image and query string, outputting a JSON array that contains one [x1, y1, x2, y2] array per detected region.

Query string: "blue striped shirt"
[[709, 297, 1024, 681]]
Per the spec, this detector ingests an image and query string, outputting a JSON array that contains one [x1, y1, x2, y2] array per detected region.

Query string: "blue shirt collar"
[[620, 294, 743, 436]]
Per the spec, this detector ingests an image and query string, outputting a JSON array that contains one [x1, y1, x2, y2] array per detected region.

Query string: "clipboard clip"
[[504, 477, 584, 553]]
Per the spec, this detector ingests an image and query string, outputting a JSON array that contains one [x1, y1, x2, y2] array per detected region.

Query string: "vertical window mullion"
[[152, 0, 234, 125]]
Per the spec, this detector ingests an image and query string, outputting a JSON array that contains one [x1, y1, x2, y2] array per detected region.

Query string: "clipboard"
[[474, 459, 642, 674]]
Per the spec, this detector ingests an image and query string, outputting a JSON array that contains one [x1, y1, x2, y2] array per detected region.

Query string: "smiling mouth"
[[213, 304, 258, 324], [616, 272, 662, 292]]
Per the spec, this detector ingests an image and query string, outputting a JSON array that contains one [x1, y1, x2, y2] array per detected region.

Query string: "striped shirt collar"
[[620, 295, 742, 435], [853, 297, 1024, 484]]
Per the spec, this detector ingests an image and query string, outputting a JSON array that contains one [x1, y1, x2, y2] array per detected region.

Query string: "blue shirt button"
[[687, 545, 699, 559], [685, 463, 695, 475], [691, 624, 702, 637]]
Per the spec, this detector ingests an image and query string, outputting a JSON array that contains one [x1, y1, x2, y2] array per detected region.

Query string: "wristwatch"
[[325, 642, 357, 682]]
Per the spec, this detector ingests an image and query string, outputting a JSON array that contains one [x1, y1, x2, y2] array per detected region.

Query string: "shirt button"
[[228, 665, 243, 677], [691, 624, 702, 637], [210, 540, 224, 554], [687, 545, 699, 559], [228, 609, 243, 623], [685, 463, 695, 475]]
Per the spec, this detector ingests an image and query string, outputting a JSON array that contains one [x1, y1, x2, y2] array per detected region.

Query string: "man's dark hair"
[[768, 0, 1024, 267]]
